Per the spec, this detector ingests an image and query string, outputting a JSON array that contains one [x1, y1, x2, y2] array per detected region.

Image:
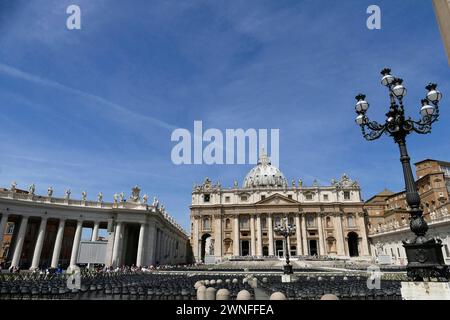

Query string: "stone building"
[[366, 159, 450, 265], [190, 152, 370, 263], [0, 184, 189, 269]]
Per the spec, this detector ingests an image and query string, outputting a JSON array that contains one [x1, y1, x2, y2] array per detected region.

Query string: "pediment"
[[256, 193, 298, 205]]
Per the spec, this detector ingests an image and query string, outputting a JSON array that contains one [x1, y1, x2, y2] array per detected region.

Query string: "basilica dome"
[[242, 152, 288, 188]]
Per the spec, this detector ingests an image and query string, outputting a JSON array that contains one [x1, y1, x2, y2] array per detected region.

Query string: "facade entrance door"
[[241, 240, 250, 256], [275, 240, 284, 257], [348, 232, 359, 257], [309, 239, 318, 256]]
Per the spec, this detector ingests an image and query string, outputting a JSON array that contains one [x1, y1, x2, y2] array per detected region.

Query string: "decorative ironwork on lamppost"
[[274, 217, 296, 274], [354, 67, 448, 281]]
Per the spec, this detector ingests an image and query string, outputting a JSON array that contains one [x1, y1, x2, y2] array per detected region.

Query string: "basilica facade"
[[190, 153, 370, 263]]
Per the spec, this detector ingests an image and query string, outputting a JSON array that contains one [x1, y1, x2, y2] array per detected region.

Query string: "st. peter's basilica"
[[190, 152, 370, 263]]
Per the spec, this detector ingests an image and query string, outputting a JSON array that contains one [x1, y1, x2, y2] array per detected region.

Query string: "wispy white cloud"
[[0, 62, 177, 131]]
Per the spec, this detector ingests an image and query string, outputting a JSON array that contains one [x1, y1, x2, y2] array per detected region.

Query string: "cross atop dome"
[[258, 146, 271, 166]]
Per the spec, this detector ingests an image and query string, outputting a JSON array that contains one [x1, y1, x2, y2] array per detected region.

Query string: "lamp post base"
[[403, 240, 449, 281], [281, 274, 298, 283], [283, 264, 293, 274], [401, 281, 450, 300]]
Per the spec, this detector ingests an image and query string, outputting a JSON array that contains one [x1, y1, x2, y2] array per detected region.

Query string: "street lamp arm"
[[409, 102, 440, 134], [360, 119, 387, 141]]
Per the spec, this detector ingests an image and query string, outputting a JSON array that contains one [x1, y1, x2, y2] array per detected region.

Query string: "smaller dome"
[[242, 152, 287, 188]]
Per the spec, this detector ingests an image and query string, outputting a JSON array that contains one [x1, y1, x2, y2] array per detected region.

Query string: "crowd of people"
[[0, 263, 204, 276]]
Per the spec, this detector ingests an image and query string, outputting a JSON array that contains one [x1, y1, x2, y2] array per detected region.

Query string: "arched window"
[[225, 218, 231, 229], [203, 217, 211, 230]]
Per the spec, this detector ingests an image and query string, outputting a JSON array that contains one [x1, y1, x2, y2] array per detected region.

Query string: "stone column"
[[166, 236, 171, 263], [256, 215, 262, 256], [301, 214, 308, 255], [11, 216, 29, 268], [0, 214, 9, 247], [166, 234, 170, 262], [233, 215, 240, 256], [250, 215, 256, 255], [163, 233, 167, 263], [295, 214, 302, 256], [160, 231, 164, 263], [179, 240, 184, 259], [358, 212, 370, 255], [335, 213, 345, 256], [317, 214, 325, 256], [51, 219, 66, 268], [154, 229, 159, 263], [171, 237, 174, 260], [112, 222, 123, 267], [268, 214, 274, 255], [91, 221, 100, 241], [192, 218, 199, 262], [69, 220, 83, 267], [169, 236, 173, 261], [162, 233, 167, 263], [214, 215, 222, 258], [158, 231, 163, 263], [168, 235, 172, 261], [146, 223, 157, 265], [30, 217, 47, 269], [136, 222, 146, 267]]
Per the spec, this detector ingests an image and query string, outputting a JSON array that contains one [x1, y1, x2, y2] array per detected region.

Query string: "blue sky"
[[0, 0, 449, 232]]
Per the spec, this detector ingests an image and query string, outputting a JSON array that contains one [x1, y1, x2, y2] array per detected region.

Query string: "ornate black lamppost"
[[354, 67, 448, 281], [274, 217, 296, 274]]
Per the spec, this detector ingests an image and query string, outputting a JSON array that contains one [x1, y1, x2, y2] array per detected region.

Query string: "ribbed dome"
[[242, 152, 287, 188]]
